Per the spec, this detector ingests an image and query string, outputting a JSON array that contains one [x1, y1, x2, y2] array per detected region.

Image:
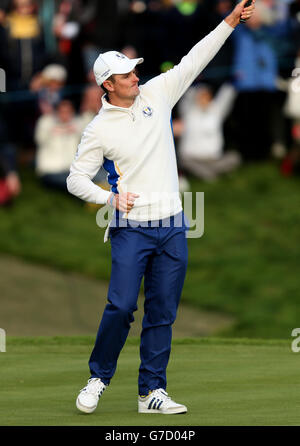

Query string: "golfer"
[[67, 0, 255, 415]]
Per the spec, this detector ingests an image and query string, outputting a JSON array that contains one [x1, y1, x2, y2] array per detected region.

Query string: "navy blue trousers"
[[89, 212, 188, 395]]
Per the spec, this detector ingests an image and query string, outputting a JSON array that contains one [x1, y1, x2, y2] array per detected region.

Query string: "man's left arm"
[[146, 0, 255, 109]]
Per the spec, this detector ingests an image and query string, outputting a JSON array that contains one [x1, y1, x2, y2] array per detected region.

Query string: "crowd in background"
[[1, 0, 300, 205]]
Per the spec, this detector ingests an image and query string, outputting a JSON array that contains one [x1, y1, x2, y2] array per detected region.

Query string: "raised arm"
[[214, 84, 237, 120]]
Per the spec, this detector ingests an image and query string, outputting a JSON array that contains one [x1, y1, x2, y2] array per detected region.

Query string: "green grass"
[[0, 163, 299, 338], [0, 336, 299, 426]]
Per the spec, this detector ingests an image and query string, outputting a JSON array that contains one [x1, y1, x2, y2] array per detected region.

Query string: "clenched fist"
[[107, 192, 140, 213]]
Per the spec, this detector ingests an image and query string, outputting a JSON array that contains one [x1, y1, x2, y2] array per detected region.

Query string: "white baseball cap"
[[42, 64, 67, 82], [93, 51, 144, 86]]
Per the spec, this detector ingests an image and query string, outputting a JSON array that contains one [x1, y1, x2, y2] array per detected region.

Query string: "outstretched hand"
[[225, 0, 256, 28]]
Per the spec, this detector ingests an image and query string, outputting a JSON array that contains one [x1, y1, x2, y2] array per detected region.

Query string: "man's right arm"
[[66, 126, 111, 204]]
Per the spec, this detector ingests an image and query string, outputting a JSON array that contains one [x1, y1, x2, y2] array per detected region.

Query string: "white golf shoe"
[[138, 388, 187, 414], [76, 378, 106, 413]]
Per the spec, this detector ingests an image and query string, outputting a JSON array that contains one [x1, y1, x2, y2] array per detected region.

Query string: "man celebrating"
[[67, 0, 255, 415]]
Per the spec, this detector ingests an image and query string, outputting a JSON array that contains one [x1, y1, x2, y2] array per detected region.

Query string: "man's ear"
[[103, 79, 114, 92]]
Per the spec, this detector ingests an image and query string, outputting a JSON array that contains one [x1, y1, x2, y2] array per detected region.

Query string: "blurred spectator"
[[282, 50, 300, 121], [0, 0, 9, 24], [38, 0, 58, 56], [34, 99, 82, 190], [52, 1, 80, 56], [280, 122, 300, 176], [259, 0, 296, 78], [0, 117, 21, 206], [30, 63, 67, 114], [231, 6, 279, 160], [52, 0, 84, 86], [0, 0, 46, 154], [79, 83, 102, 129], [278, 48, 300, 175], [52, 0, 119, 87], [1, 0, 45, 90], [255, 0, 297, 158], [178, 83, 241, 182]]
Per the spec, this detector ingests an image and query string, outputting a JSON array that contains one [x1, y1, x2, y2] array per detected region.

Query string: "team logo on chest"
[[142, 106, 153, 118]]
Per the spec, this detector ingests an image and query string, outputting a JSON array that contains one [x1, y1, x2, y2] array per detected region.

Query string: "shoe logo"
[[148, 397, 163, 410], [142, 106, 153, 118]]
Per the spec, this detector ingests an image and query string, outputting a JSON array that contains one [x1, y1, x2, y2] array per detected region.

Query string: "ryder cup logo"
[[142, 106, 153, 118], [116, 53, 125, 59]]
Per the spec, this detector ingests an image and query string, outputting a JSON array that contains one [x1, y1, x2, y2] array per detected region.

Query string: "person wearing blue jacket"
[[232, 7, 278, 159]]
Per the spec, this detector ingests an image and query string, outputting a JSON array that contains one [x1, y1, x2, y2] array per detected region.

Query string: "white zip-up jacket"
[[67, 20, 234, 225], [35, 115, 83, 175]]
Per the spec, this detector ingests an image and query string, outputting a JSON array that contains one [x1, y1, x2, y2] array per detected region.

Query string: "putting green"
[[0, 336, 298, 426]]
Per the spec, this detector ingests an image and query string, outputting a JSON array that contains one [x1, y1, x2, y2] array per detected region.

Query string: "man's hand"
[[225, 0, 256, 29], [107, 192, 139, 213]]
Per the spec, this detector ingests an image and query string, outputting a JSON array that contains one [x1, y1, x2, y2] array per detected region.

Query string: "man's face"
[[105, 70, 140, 102]]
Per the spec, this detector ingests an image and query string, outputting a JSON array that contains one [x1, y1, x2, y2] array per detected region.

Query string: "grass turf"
[[0, 336, 299, 426]]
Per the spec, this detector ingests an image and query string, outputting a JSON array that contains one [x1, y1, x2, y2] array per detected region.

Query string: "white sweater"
[[67, 20, 234, 222], [35, 115, 83, 175]]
